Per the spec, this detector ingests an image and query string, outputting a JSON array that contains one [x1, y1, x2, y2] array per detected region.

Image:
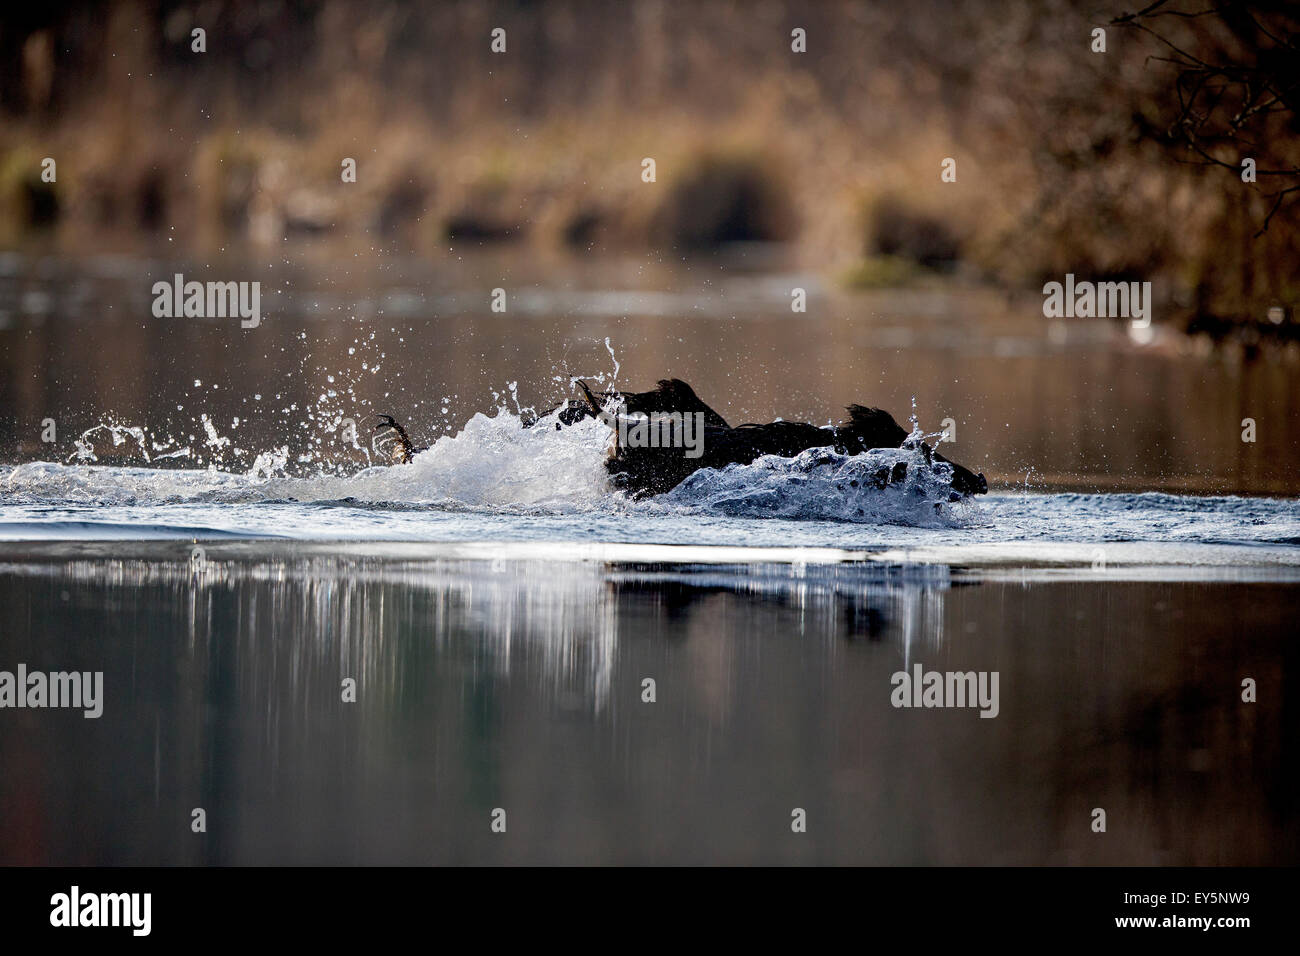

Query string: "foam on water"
[[4, 406, 1299, 570], [3, 406, 970, 527], [5, 408, 611, 510], [656, 444, 971, 526]]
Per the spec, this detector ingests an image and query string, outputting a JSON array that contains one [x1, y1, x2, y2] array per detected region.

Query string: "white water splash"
[[6, 413, 989, 538], [72, 424, 156, 463], [201, 415, 231, 454], [603, 337, 621, 384], [658, 443, 973, 526], [6, 407, 614, 511]]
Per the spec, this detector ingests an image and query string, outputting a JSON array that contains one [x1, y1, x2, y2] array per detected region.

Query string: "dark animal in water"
[[375, 379, 987, 500], [373, 414, 421, 464]]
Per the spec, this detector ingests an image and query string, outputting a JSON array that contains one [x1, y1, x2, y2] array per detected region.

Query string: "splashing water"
[[72, 423, 162, 463], [603, 337, 621, 384], [657, 441, 971, 526], [6, 407, 609, 510], [8, 333, 976, 526], [5, 402, 975, 527]]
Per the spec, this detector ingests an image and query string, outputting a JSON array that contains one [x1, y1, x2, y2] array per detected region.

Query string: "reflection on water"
[[0, 552, 1292, 864]]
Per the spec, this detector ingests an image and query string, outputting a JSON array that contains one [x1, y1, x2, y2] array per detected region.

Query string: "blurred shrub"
[[651, 153, 794, 249], [864, 195, 961, 272]]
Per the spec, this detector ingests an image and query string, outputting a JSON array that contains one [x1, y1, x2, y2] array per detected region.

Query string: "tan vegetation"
[[0, 0, 1295, 337]]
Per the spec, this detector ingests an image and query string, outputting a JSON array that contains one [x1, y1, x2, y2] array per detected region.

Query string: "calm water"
[[1, 246, 1297, 865], [0, 548, 1294, 866]]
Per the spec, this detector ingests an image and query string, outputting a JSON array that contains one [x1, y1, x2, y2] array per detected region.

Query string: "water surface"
[[1, 247, 1296, 866], [0, 550, 1293, 865]]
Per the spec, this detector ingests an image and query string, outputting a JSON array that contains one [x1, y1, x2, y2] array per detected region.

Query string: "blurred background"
[[1, 0, 1298, 490]]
